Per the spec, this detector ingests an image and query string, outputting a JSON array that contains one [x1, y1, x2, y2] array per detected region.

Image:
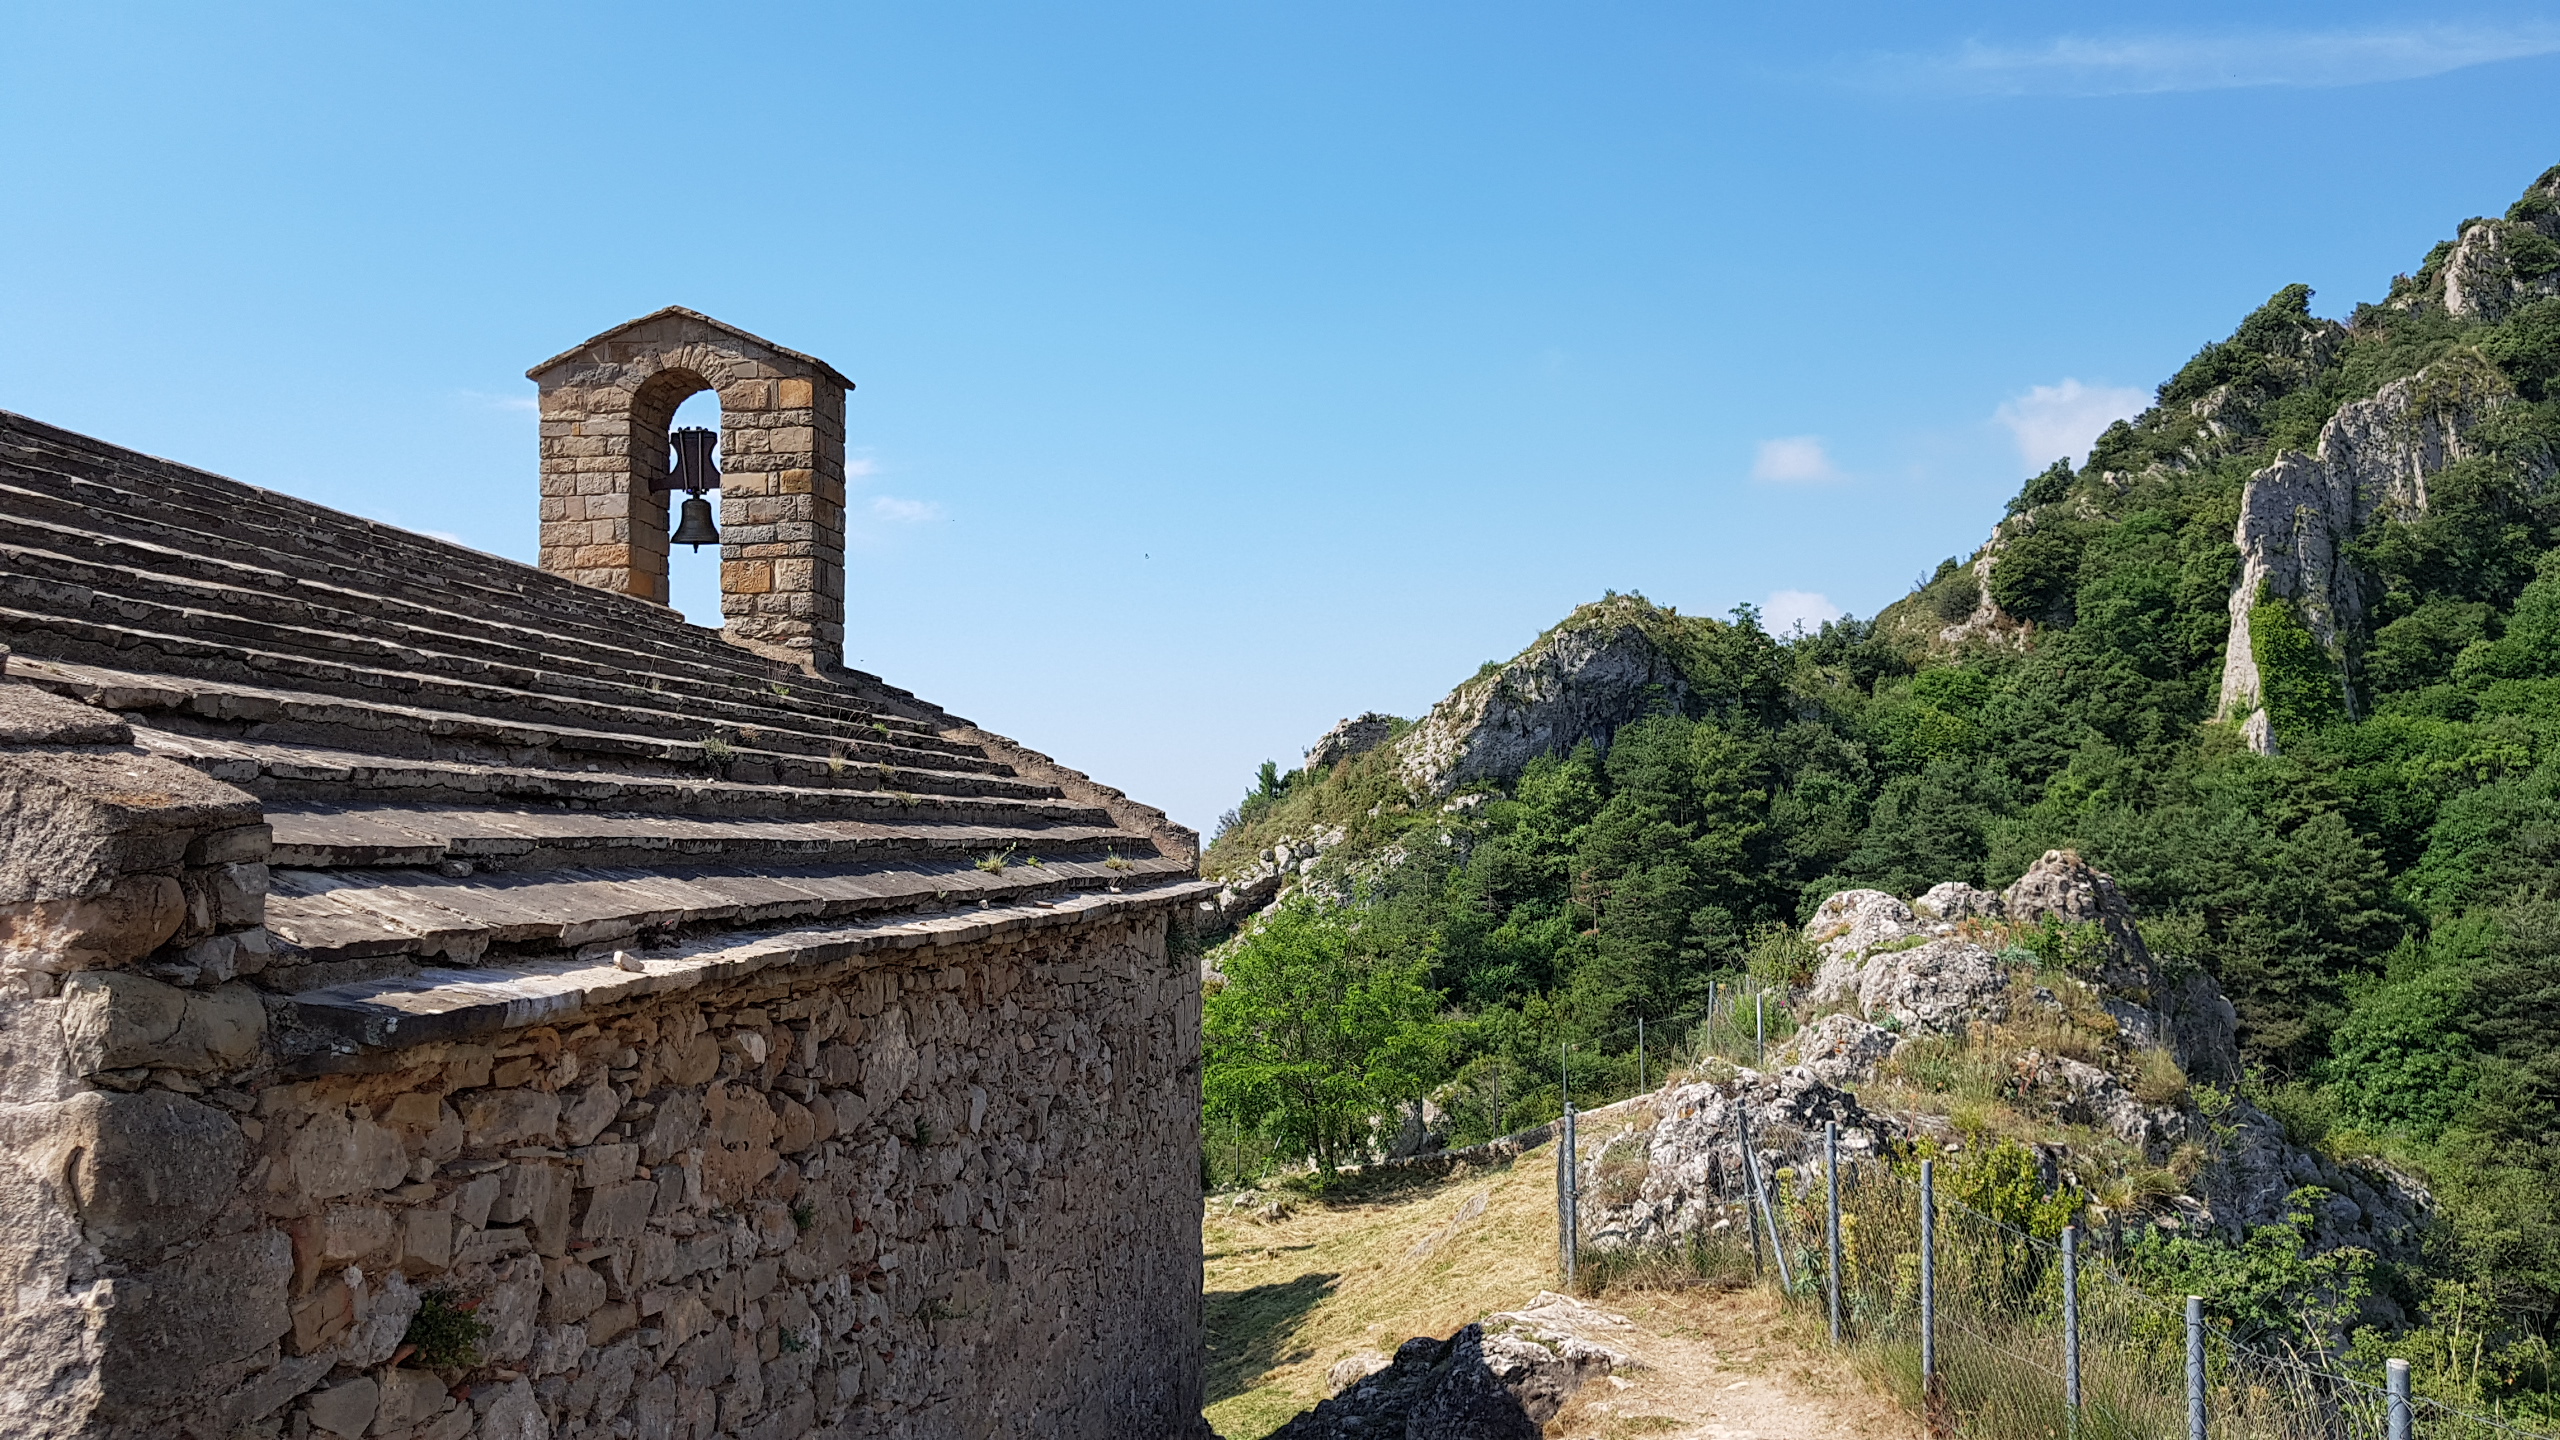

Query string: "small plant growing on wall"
[[700, 733, 736, 765], [401, 1290, 492, 1370], [1104, 853, 1132, 872], [975, 845, 1015, 874]]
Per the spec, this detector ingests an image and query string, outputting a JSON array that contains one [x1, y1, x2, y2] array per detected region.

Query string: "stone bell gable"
[[530, 307, 854, 672], [0, 381, 1211, 1439]]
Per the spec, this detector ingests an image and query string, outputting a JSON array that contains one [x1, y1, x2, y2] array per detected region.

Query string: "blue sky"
[[5, 3, 2557, 833]]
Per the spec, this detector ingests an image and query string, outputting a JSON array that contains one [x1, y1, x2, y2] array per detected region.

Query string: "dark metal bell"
[[665, 426, 721, 495], [671, 495, 720, 550]]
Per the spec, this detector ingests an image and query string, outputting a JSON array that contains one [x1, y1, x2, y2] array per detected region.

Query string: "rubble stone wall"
[[0, 723, 1207, 1440]]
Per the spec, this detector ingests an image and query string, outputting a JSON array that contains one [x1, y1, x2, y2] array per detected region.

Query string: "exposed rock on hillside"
[[1811, 852, 2239, 1085], [1306, 713, 1401, 772], [2439, 167, 2560, 322], [1396, 597, 1689, 798], [1205, 824, 1349, 928], [1583, 850, 2423, 1263], [2218, 356, 2536, 750], [1266, 1299, 1626, 1440], [1582, 1068, 1896, 1250]]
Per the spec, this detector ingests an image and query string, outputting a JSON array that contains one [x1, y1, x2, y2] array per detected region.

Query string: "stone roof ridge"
[[3, 409, 515, 566], [525, 306, 857, 390]]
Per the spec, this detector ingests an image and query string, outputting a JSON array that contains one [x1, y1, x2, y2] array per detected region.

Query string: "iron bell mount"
[[664, 426, 722, 551]]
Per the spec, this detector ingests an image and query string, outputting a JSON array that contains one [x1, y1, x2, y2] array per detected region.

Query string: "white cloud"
[[1994, 379, 2147, 470], [846, 457, 880, 480], [1752, 435, 1841, 484], [869, 495, 941, 523], [1764, 589, 1846, 636], [1862, 23, 2560, 96], [457, 390, 539, 415]]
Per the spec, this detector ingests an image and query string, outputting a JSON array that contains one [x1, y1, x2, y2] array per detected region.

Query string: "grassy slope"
[[1201, 1105, 1916, 1440], [1203, 1141, 1574, 1437]]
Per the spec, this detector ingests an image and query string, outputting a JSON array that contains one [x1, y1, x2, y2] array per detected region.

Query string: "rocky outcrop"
[[1781, 1013, 1900, 1087], [2217, 356, 2537, 751], [1199, 824, 1351, 940], [2006, 1047, 2195, 1160], [1807, 852, 2239, 1086], [2203, 1100, 2429, 1260], [2440, 168, 2560, 322], [1269, 1301, 1626, 1440], [2001, 850, 2240, 1084], [1305, 713, 1401, 772], [1395, 597, 1690, 798], [1581, 1067, 1896, 1249], [1786, 853, 2425, 1255]]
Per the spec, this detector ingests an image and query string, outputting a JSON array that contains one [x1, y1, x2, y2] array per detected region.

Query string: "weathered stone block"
[[100, 1228, 291, 1412], [578, 1179, 655, 1242], [373, 1368, 452, 1434], [302, 1375, 379, 1439], [562, 1081, 619, 1146], [540, 1258, 608, 1327], [288, 1105, 410, 1199], [61, 972, 265, 1074], [457, 1087, 561, 1150], [61, 1088, 245, 1257], [494, 1161, 575, 1256], [400, 1204, 454, 1273], [0, 872, 185, 971]]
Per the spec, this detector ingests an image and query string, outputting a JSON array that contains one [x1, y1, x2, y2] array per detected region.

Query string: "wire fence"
[[1561, 1118, 2560, 1440]]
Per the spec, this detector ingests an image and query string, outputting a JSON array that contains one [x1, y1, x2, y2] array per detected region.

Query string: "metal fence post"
[[1737, 1106, 1763, 1275], [2186, 1295, 2207, 1440], [1562, 1104, 1578, 1288], [1755, 989, 1765, 1066], [1638, 1016, 1646, 1093], [2388, 1358, 2410, 1440], [1825, 1121, 1843, 1344], [2063, 1224, 2081, 1440], [1746, 1117, 1792, 1293], [1920, 1158, 1936, 1407], [1558, 1041, 1577, 1289]]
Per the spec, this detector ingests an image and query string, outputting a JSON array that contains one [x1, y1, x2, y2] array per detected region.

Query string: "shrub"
[[402, 1290, 491, 1369]]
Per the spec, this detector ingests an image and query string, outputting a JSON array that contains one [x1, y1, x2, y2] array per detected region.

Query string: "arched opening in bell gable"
[[663, 388, 726, 626], [626, 368, 724, 626]]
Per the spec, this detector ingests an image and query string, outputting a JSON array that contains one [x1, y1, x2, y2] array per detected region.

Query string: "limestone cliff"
[[1394, 595, 1692, 799], [2434, 166, 2560, 324], [2217, 354, 2533, 750]]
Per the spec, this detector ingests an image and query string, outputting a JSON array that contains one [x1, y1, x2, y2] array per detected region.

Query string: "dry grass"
[[2133, 1046, 2191, 1107], [1201, 1145, 1570, 1438], [1203, 1106, 1915, 1440]]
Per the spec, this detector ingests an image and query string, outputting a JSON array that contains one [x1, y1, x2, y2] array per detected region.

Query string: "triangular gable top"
[[525, 306, 856, 390]]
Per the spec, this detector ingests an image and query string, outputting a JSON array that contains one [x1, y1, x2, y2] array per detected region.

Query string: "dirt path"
[[1202, 1138, 1917, 1440], [1546, 1288, 1915, 1440]]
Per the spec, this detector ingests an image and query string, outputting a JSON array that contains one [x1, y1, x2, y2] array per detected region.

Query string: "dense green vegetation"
[[1201, 167, 2560, 1408]]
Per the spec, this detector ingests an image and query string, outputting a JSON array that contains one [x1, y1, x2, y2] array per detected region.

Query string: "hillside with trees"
[[1199, 164, 2560, 1411]]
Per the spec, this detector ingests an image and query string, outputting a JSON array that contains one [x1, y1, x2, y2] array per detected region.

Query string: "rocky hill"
[[1200, 162, 2560, 1419]]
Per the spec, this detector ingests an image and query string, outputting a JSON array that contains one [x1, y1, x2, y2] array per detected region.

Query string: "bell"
[[671, 494, 721, 550], [666, 426, 722, 494]]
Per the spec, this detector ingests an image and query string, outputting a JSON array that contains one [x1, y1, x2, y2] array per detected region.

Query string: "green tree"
[[1203, 902, 1447, 1178]]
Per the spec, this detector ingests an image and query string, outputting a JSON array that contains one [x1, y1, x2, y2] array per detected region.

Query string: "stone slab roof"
[[0, 410, 1204, 1069]]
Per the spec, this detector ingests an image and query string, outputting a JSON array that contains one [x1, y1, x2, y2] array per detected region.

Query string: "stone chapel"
[[0, 309, 1212, 1440]]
